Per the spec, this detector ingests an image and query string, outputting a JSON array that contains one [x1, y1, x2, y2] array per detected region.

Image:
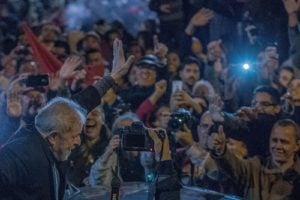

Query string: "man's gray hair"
[[35, 97, 87, 135]]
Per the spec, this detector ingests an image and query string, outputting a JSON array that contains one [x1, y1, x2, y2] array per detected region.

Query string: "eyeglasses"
[[251, 100, 276, 107]]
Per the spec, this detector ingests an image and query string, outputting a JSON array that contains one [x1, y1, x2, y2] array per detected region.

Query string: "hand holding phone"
[[24, 74, 49, 87]]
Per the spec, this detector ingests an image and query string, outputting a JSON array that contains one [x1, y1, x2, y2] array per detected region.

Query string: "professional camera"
[[116, 121, 154, 151], [168, 108, 193, 132]]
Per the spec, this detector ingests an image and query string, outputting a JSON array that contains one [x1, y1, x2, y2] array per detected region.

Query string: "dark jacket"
[[0, 76, 116, 200], [0, 126, 61, 200], [120, 85, 155, 111], [222, 112, 278, 157], [0, 99, 21, 146], [212, 149, 300, 200]]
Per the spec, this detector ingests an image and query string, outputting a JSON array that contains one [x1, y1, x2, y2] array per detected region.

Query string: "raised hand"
[[235, 106, 257, 121], [191, 8, 214, 27], [159, 4, 171, 13], [208, 94, 224, 122], [207, 125, 226, 156], [148, 128, 171, 161], [49, 72, 62, 91], [6, 92, 22, 117], [174, 124, 195, 148], [153, 35, 168, 59], [154, 79, 167, 97], [105, 135, 120, 155], [59, 55, 82, 80], [282, 0, 300, 14], [111, 39, 135, 84]]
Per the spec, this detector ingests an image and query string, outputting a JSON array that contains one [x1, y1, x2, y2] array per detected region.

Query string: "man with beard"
[[210, 85, 281, 157], [179, 56, 202, 95], [0, 77, 47, 146], [0, 39, 136, 200], [38, 23, 60, 51], [20, 87, 47, 125]]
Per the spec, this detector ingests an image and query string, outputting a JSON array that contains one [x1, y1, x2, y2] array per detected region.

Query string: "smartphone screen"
[[172, 80, 183, 93], [25, 74, 49, 87]]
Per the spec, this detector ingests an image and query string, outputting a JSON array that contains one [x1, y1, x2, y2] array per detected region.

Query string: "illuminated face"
[[270, 125, 299, 165], [252, 92, 279, 115], [3, 59, 17, 78], [180, 63, 200, 87], [136, 67, 157, 87], [197, 113, 213, 147], [87, 52, 104, 66], [51, 124, 82, 161], [154, 106, 171, 129], [41, 24, 58, 42], [128, 65, 138, 86], [22, 90, 46, 118], [288, 79, 300, 102], [19, 61, 39, 75], [226, 138, 248, 158], [84, 108, 104, 140], [279, 69, 293, 88], [83, 36, 100, 50], [167, 52, 181, 73], [191, 38, 203, 55], [129, 45, 143, 61], [207, 42, 223, 61]]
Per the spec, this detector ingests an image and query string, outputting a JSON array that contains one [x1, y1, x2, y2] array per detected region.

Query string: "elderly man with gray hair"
[[0, 39, 135, 200]]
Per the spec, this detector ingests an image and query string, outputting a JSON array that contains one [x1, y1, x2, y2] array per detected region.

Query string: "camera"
[[116, 121, 154, 151], [168, 108, 193, 132]]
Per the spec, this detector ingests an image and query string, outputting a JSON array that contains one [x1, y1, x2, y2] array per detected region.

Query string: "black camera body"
[[168, 108, 193, 132], [116, 121, 154, 151]]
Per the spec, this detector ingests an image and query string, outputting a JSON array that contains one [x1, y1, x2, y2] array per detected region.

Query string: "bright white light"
[[242, 63, 250, 70]]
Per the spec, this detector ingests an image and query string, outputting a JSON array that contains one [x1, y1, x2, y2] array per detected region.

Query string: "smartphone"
[[172, 80, 183, 93], [25, 74, 49, 87], [85, 65, 104, 85]]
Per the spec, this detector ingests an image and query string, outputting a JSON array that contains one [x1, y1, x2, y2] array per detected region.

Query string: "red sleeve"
[[135, 99, 157, 123]]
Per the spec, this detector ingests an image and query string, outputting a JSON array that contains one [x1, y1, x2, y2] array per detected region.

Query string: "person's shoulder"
[[1, 128, 41, 156]]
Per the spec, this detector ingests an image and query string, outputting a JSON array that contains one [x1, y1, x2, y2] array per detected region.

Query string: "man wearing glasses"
[[211, 85, 281, 157]]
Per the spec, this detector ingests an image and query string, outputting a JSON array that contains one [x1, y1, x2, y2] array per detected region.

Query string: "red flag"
[[22, 24, 62, 73]]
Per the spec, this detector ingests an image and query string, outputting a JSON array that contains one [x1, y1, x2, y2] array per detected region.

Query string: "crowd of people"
[[0, 0, 300, 199]]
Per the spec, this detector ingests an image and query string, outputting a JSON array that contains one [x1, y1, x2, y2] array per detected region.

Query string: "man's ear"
[[47, 132, 58, 145]]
